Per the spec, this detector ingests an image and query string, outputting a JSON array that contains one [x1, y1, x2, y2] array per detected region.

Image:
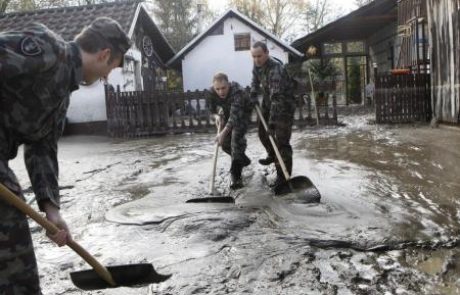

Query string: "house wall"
[[182, 18, 290, 91], [428, 0, 460, 123], [66, 48, 142, 125], [367, 21, 399, 78]]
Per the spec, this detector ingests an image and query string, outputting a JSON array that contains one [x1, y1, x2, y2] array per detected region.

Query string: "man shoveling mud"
[[209, 73, 252, 189], [0, 17, 130, 294], [250, 41, 296, 188]]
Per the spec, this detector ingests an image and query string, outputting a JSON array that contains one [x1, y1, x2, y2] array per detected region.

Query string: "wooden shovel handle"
[[0, 183, 116, 286], [254, 105, 291, 181], [209, 143, 219, 194], [307, 68, 320, 126]]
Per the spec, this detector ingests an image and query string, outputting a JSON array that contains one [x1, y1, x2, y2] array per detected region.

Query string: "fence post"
[[332, 95, 337, 124]]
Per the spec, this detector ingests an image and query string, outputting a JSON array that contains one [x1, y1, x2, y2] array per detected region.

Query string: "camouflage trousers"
[[221, 122, 248, 165], [0, 128, 41, 294], [258, 106, 294, 176]]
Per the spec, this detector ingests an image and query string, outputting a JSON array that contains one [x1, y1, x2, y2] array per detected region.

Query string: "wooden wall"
[[427, 0, 460, 123]]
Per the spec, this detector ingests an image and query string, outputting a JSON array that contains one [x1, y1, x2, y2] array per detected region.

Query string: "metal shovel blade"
[[273, 176, 321, 203], [70, 263, 171, 290], [186, 196, 235, 203]]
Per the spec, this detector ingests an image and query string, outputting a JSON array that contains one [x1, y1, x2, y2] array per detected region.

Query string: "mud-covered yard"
[[10, 115, 460, 294]]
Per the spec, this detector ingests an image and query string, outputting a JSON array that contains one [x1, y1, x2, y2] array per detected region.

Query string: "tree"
[[152, 0, 214, 51], [262, 0, 307, 38], [355, 0, 373, 7], [1, 0, 103, 13], [303, 0, 333, 34], [228, 0, 264, 25], [227, 0, 307, 39]]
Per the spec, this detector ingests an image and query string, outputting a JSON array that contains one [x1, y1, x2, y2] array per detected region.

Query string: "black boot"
[[258, 155, 274, 165], [230, 161, 243, 190], [271, 159, 292, 194], [241, 153, 251, 167]]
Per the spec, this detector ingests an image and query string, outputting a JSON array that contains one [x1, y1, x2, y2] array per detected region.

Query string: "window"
[[234, 33, 251, 51], [323, 42, 342, 55], [346, 41, 365, 53]]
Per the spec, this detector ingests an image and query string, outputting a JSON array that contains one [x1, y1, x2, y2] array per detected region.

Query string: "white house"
[[0, 1, 175, 134], [167, 9, 303, 91]]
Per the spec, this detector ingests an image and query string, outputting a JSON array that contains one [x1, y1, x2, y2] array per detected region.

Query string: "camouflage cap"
[[87, 17, 132, 66]]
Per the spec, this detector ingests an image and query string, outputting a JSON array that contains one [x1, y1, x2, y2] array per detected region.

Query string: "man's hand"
[[215, 126, 230, 146], [42, 201, 71, 247]]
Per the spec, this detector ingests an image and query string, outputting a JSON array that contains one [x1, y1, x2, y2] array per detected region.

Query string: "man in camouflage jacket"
[[209, 73, 252, 189], [0, 17, 131, 294], [250, 41, 296, 187]]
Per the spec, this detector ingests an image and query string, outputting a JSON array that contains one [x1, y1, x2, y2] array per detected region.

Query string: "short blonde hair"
[[212, 72, 229, 83]]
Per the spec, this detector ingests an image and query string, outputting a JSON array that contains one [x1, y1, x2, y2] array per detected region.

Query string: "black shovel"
[[186, 143, 235, 203], [254, 104, 321, 202], [0, 183, 171, 290]]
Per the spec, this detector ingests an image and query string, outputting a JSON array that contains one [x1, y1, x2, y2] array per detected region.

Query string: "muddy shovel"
[[0, 183, 171, 290], [254, 105, 321, 201], [187, 116, 234, 203], [186, 143, 234, 203]]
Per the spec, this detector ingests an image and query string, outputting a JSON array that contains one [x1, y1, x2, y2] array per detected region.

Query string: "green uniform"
[[209, 81, 252, 188], [0, 23, 82, 294], [209, 82, 252, 164], [251, 57, 296, 178]]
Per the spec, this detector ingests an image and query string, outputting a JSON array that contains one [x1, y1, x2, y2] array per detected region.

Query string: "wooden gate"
[[375, 73, 431, 123]]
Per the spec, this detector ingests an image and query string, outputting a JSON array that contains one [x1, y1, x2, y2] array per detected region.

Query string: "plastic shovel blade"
[[70, 263, 171, 290]]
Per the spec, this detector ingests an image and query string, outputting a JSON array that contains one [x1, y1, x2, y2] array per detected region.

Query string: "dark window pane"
[[323, 42, 342, 54], [234, 33, 251, 51], [346, 41, 365, 53]]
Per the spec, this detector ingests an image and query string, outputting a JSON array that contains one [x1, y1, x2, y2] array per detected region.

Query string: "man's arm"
[[225, 91, 244, 130], [24, 119, 63, 212], [250, 67, 261, 104], [24, 117, 70, 246], [0, 27, 57, 79], [267, 64, 286, 125]]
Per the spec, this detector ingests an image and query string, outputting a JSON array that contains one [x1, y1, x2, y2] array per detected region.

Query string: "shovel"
[[187, 116, 234, 204], [254, 104, 321, 201], [186, 143, 234, 203], [0, 183, 171, 290]]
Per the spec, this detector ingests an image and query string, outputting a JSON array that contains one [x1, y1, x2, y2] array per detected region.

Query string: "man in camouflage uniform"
[[0, 17, 131, 294], [250, 41, 296, 187], [209, 73, 252, 189]]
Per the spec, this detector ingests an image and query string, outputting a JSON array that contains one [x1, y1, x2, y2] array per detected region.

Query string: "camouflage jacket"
[[0, 23, 83, 210], [250, 57, 296, 125], [208, 82, 251, 130]]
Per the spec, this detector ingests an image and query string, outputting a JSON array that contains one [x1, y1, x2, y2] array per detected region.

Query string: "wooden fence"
[[105, 86, 339, 138], [375, 73, 431, 123]]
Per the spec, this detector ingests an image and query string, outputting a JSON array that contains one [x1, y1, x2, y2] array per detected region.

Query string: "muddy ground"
[[9, 114, 460, 295]]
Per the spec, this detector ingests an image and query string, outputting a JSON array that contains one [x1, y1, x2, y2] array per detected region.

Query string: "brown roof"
[[291, 0, 397, 55], [0, 1, 138, 40], [0, 1, 175, 63]]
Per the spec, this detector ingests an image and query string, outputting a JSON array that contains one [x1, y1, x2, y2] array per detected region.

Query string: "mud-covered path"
[[9, 116, 460, 294]]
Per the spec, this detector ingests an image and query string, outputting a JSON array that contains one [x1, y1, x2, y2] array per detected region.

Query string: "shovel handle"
[[307, 68, 320, 126], [209, 143, 219, 194], [0, 183, 116, 287], [254, 105, 291, 181]]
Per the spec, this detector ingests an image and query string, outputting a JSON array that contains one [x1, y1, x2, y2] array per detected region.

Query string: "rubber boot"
[[258, 155, 275, 165], [230, 161, 243, 190], [241, 153, 251, 167], [271, 158, 292, 188]]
